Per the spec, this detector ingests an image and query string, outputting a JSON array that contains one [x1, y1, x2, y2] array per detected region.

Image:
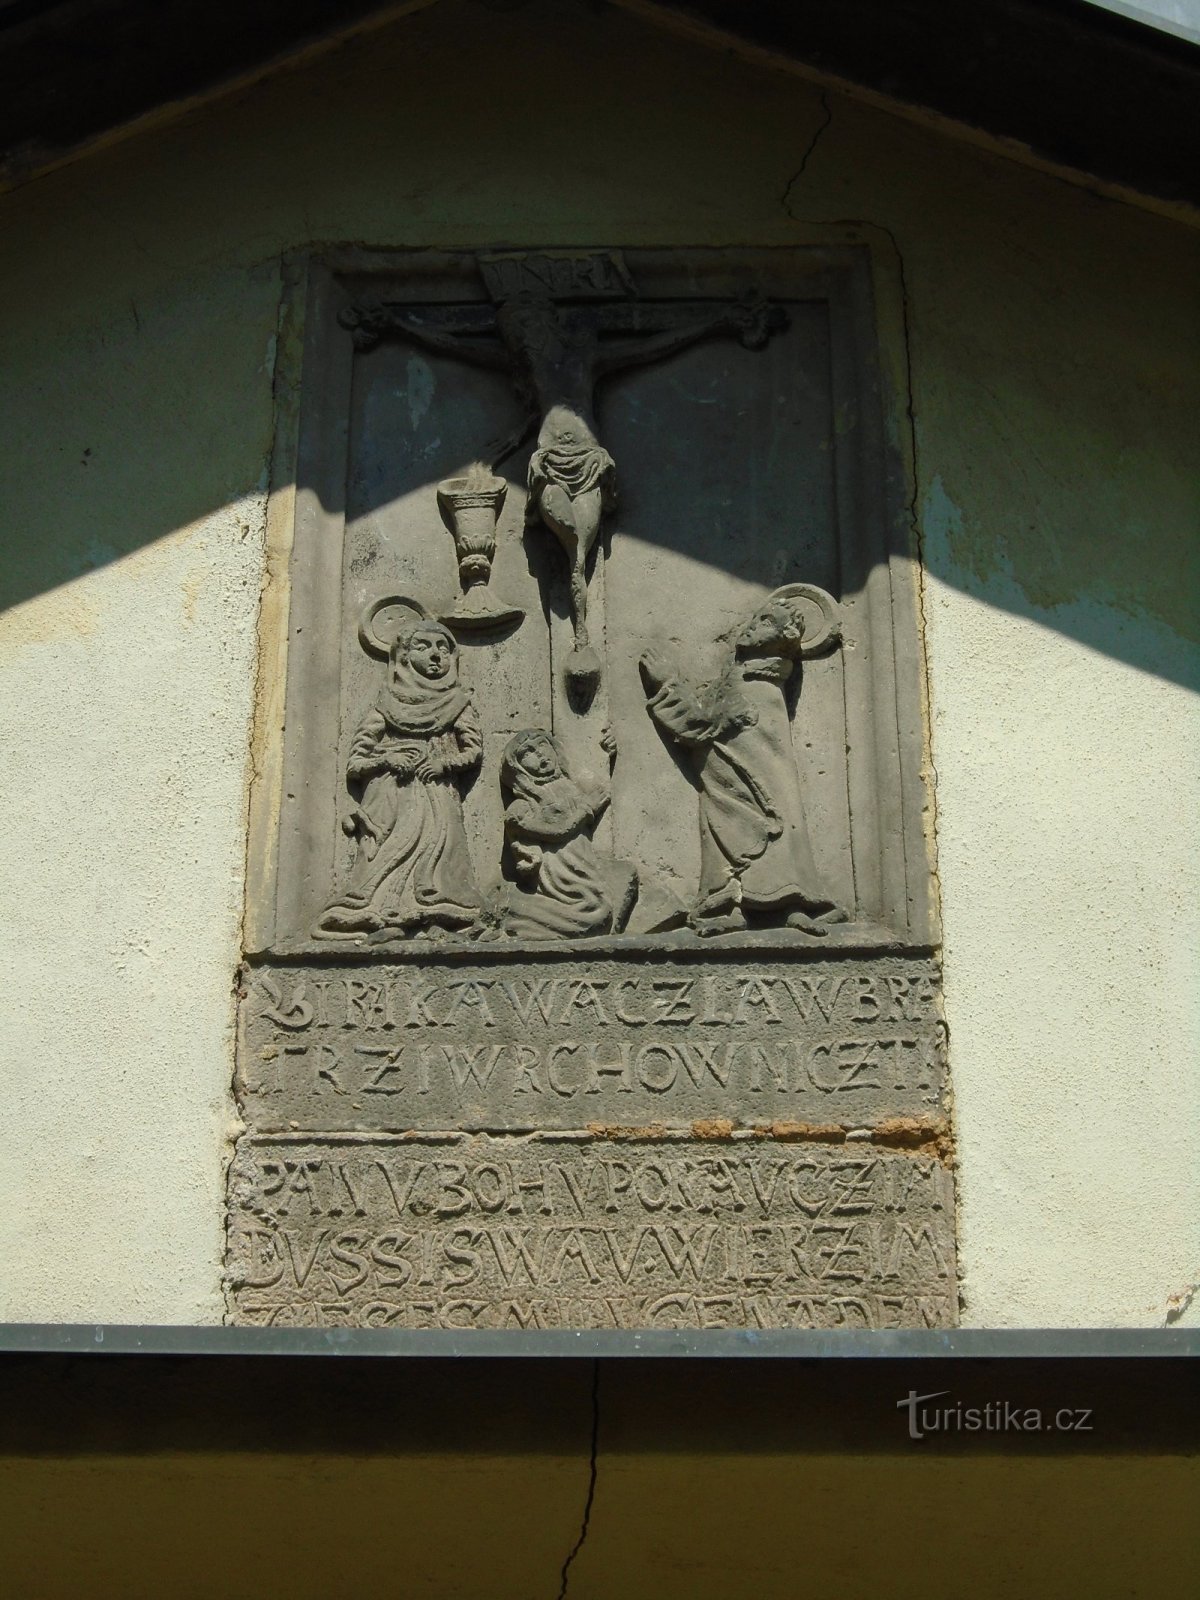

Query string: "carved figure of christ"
[[344, 291, 787, 688]]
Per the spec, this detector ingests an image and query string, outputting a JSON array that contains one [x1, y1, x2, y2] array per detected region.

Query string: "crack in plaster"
[[556, 1359, 600, 1599], [1164, 1281, 1198, 1326], [779, 90, 833, 216]]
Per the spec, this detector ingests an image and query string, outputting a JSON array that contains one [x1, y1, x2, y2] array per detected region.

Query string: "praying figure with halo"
[[640, 582, 849, 937]]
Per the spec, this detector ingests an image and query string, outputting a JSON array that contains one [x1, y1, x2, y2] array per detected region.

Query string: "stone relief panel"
[[230, 246, 949, 1329]]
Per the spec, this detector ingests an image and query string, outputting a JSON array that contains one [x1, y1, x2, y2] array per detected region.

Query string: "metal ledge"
[[0, 1324, 1193, 1358]]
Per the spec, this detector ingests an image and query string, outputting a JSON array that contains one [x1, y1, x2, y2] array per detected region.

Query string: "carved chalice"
[[437, 464, 524, 632]]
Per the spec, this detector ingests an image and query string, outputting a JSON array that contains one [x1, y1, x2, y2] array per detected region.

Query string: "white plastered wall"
[[0, 0, 1195, 1324], [0, 506, 266, 1320], [923, 529, 1200, 1326]]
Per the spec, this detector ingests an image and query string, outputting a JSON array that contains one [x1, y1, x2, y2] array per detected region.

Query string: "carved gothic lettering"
[[227, 1139, 953, 1325]]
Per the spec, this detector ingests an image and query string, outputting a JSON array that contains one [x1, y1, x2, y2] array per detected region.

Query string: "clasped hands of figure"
[[379, 740, 445, 783]]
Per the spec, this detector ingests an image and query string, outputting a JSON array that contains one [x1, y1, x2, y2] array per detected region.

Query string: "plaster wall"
[[0, 0, 1195, 1325], [4, 1450, 1194, 1599]]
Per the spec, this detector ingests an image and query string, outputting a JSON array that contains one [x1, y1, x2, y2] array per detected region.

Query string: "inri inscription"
[[230, 246, 950, 1330]]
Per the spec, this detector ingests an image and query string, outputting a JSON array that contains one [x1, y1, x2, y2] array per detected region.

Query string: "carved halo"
[[357, 594, 432, 660], [766, 582, 841, 658]]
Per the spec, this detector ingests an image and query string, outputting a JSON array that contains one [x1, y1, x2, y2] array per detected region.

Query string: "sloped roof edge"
[[0, 0, 1196, 214], [624, 0, 1199, 214]]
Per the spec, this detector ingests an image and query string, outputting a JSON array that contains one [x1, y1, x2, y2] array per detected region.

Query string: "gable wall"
[[0, 0, 1195, 1326]]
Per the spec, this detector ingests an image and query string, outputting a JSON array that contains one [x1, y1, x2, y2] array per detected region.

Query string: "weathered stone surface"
[[226, 1136, 955, 1328], [227, 245, 954, 1333], [259, 248, 937, 951], [238, 952, 947, 1132]]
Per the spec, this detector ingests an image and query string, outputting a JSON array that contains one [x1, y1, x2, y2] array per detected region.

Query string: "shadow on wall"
[[921, 470, 1196, 691], [918, 476, 1199, 692], [1, 298, 1196, 695]]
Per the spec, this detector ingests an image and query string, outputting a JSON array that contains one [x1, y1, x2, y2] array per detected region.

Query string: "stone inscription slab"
[[227, 1136, 956, 1329], [238, 954, 946, 1132], [229, 248, 954, 1332]]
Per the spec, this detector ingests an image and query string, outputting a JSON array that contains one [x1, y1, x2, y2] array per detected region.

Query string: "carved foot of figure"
[[691, 907, 748, 937], [785, 905, 849, 936], [470, 886, 514, 941], [313, 904, 381, 941], [362, 910, 478, 944], [565, 643, 601, 691], [365, 915, 429, 945]]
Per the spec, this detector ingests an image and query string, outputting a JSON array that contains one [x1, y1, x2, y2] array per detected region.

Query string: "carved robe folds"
[[316, 622, 483, 938], [646, 657, 834, 921], [499, 729, 636, 938], [318, 707, 483, 934]]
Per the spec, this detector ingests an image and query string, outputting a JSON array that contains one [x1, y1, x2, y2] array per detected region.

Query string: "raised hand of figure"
[[638, 644, 674, 691], [510, 838, 543, 880], [600, 724, 617, 765]]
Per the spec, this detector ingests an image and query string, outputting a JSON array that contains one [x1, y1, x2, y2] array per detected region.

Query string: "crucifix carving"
[[342, 251, 788, 692]]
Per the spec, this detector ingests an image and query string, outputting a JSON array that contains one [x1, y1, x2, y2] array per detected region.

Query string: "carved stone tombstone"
[[229, 247, 955, 1330]]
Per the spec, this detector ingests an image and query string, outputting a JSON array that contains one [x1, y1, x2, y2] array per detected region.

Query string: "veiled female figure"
[[316, 623, 482, 938], [499, 729, 636, 939]]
